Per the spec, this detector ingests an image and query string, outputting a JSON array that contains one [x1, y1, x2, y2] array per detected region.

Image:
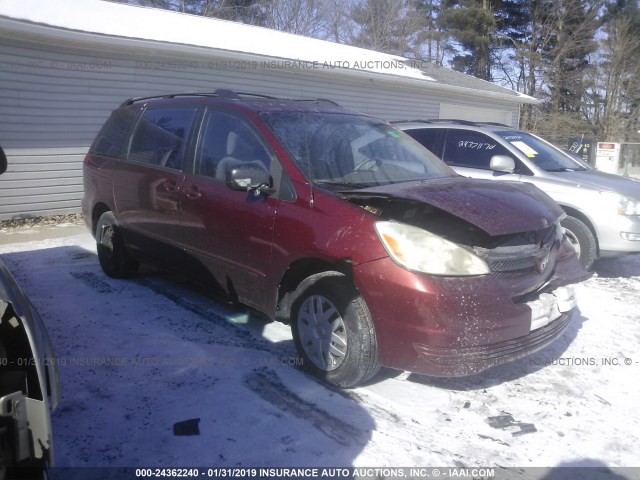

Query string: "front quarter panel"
[[266, 181, 388, 315], [518, 174, 640, 252], [271, 182, 388, 265]]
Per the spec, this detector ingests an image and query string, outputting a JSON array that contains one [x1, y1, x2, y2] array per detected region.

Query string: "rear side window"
[[442, 130, 514, 170], [92, 109, 138, 158], [405, 128, 446, 158], [128, 107, 197, 170]]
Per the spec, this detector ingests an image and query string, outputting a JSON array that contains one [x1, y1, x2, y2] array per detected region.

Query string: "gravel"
[[0, 213, 84, 230]]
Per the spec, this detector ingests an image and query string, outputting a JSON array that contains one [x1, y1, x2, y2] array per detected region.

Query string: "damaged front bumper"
[[354, 246, 592, 377], [411, 284, 579, 375], [528, 285, 576, 331]]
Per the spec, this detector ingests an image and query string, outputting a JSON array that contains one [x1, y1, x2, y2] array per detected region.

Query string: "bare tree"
[[543, 0, 599, 116], [198, 0, 268, 24], [502, 1, 563, 130], [261, 0, 324, 36], [321, 0, 356, 43], [349, 0, 426, 57], [491, 0, 599, 137], [414, 0, 450, 65], [598, 10, 640, 141], [111, 0, 268, 22]]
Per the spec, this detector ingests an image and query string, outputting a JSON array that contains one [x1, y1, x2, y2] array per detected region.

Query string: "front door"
[[442, 129, 522, 182], [179, 109, 278, 309]]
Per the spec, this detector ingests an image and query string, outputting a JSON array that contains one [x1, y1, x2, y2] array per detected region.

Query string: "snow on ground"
[[1, 226, 639, 474]]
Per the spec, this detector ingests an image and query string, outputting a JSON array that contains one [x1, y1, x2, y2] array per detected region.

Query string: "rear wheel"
[[96, 212, 138, 278], [561, 215, 596, 269], [291, 273, 380, 388]]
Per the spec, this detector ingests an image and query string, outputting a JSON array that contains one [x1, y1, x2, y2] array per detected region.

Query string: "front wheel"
[[95, 212, 139, 278], [291, 274, 380, 388], [561, 215, 596, 269]]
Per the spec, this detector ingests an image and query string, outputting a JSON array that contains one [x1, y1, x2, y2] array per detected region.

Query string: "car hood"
[[349, 177, 564, 236], [546, 169, 640, 199]]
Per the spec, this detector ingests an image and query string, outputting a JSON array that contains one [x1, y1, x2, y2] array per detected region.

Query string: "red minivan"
[[82, 90, 591, 387]]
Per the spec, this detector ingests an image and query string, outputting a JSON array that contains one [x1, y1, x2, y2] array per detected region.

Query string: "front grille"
[[475, 223, 558, 277], [489, 256, 537, 277]]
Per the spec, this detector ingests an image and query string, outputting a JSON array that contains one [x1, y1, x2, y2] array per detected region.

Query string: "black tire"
[[6, 463, 47, 480], [0, 432, 8, 480], [290, 273, 380, 388], [95, 212, 139, 278], [561, 215, 596, 269]]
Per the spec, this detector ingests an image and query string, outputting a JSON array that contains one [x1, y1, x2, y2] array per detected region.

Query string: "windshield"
[[261, 112, 455, 189], [496, 131, 589, 172]]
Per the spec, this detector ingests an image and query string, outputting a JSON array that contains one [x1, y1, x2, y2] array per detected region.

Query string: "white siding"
[[0, 35, 520, 220], [0, 147, 86, 218], [439, 103, 512, 125]]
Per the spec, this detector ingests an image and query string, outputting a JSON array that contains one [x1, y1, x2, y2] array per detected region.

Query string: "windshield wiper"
[[545, 167, 587, 172], [316, 180, 373, 190]]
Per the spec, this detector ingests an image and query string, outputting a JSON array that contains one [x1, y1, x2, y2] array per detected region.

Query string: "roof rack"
[[474, 121, 513, 128], [120, 89, 341, 107], [215, 89, 279, 100], [391, 119, 513, 128], [391, 119, 477, 126], [120, 89, 277, 106], [390, 119, 435, 125], [428, 119, 478, 126], [293, 98, 342, 107]]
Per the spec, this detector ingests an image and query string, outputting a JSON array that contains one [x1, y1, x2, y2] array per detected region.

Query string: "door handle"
[[162, 181, 181, 192], [185, 186, 203, 200]]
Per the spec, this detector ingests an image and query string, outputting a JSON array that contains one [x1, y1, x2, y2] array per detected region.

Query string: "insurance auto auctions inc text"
[[254, 467, 495, 478]]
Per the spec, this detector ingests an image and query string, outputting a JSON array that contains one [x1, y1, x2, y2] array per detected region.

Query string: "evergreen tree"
[[439, 0, 529, 81], [439, 0, 496, 79]]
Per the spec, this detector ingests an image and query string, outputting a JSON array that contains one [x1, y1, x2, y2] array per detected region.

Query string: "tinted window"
[[92, 109, 139, 158], [128, 107, 197, 170], [262, 112, 454, 188], [196, 110, 271, 180], [404, 128, 446, 158], [442, 130, 513, 170]]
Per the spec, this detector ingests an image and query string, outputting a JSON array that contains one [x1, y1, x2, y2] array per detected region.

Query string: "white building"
[[0, 0, 537, 220]]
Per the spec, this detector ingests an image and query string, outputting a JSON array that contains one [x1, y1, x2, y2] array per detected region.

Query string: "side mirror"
[[226, 163, 272, 195], [0, 146, 7, 175], [490, 155, 516, 174]]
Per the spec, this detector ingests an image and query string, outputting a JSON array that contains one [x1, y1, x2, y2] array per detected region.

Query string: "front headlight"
[[374, 221, 490, 276], [600, 192, 640, 215]]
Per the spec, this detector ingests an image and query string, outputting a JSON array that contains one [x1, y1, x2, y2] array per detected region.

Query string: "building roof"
[[0, 0, 538, 105]]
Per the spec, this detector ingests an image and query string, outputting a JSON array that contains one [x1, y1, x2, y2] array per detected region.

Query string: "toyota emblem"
[[538, 253, 550, 272]]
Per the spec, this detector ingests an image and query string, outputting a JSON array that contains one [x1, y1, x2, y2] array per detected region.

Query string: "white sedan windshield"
[[497, 131, 589, 172]]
